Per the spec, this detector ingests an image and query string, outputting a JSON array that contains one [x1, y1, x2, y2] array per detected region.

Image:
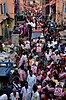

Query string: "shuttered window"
[[4, 3, 8, 14]]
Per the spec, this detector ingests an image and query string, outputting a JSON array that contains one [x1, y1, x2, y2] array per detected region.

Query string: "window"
[[64, 4, 66, 12], [0, 4, 3, 14], [4, 3, 8, 14]]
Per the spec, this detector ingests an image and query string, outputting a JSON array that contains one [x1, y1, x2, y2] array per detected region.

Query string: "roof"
[[0, 14, 8, 23]]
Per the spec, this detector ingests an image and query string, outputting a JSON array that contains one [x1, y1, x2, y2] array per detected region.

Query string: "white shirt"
[[0, 94, 8, 100], [27, 74, 36, 88], [55, 54, 60, 61], [21, 44, 25, 49], [36, 74, 42, 81], [18, 54, 28, 68], [10, 92, 19, 100], [27, 22, 35, 27], [31, 91, 40, 100], [21, 86, 32, 100], [22, 55, 28, 63], [45, 53, 51, 61]]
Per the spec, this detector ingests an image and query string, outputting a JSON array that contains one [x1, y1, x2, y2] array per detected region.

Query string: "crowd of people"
[[0, 14, 66, 100]]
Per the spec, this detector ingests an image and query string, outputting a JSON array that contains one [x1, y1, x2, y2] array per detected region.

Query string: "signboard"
[[11, 34, 19, 46]]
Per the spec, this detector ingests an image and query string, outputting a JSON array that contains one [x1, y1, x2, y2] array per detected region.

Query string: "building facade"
[[56, 0, 66, 24], [19, 0, 66, 25], [0, 0, 14, 37], [0, 0, 7, 37], [43, 0, 66, 25]]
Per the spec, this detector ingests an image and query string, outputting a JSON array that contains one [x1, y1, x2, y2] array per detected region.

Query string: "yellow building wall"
[[0, 19, 14, 37], [9, 19, 14, 31], [0, 24, 2, 36], [0, 19, 7, 36]]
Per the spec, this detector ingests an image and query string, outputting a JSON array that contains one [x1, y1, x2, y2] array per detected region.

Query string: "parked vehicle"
[[0, 62, 14, 81]]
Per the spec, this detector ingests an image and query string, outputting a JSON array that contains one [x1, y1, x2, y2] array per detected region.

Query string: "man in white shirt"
[[27, 70, 36, 88], [21, 81, 32, 100], [0, 94, 8, 100], [10, 88, 19, 100], [18, 52, 28, 68], [45, 50, 51, 61], [31, 85, 40, 100]]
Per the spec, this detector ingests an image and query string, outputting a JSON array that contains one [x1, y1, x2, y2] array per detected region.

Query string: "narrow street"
[[0, 0, 66, 100]]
